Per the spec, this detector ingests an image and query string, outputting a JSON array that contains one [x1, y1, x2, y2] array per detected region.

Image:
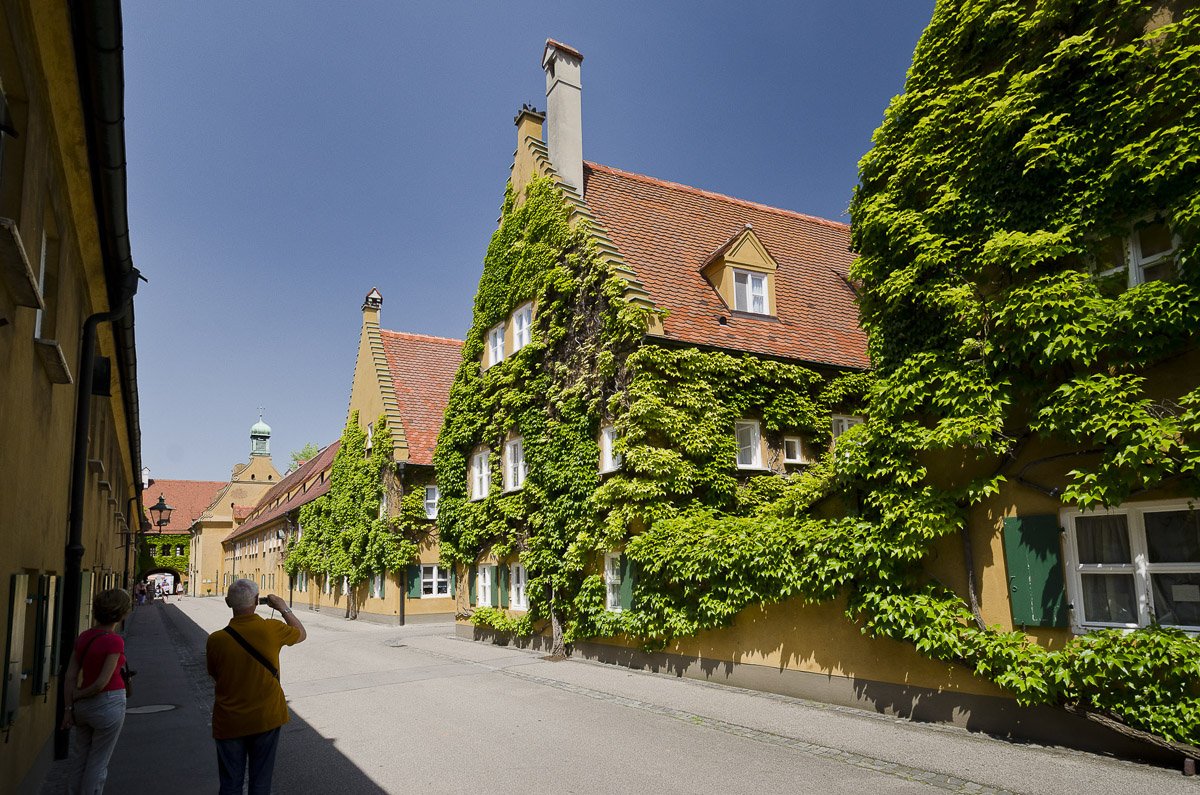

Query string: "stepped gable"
[[224, 440, 340, 543], [581, 162, 869, 370], [143, 479, 225, 534], [379, 331, 464, 466]]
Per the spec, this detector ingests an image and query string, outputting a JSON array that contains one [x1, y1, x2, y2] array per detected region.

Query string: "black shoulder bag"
[[222, 626, 279, 679]]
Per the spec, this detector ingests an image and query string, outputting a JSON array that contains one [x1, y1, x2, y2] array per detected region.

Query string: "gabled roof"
[[142, 479, 225, 534], [224, 441, 339, 543], [581, 162, 869, 370], [379, 331, 463, 466]]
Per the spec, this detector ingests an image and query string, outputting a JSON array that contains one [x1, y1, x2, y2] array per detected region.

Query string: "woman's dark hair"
[[93, 588, 132, 624]]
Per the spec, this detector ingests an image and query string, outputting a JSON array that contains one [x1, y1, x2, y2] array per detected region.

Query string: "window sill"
[[736, 465, 770, 472], [34, 338, 73, 384], [729, 310, 779, 322], [502, 486, 525, 495], [0, 217, 41, 309]]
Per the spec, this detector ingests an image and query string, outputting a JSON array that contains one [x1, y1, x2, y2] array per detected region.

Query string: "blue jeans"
[[215, 727, 281, 795], [68, 689, 126, 794]]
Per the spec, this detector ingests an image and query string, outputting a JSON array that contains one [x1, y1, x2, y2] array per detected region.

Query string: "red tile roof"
[[142, 479, 225, 534], [225, 441, 339, 543], [582, 162, 869, 370], [379, 331, 464, 465]]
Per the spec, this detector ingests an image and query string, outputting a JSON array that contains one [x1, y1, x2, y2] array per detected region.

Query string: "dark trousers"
[[215, 727, 281, 795]]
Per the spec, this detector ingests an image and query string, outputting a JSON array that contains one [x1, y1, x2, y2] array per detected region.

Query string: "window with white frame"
[[1094, 218, 1180, 288], [369, 571, 386, 599], [512, 303, 533, 352], [599, 425, 622, 473], [510, 563, 528, 610], [324, 575, 332, 595], [783, 436, 808, 464], [366, 422, 374, 452], [487, 323, 506, 367], [733, 269, 768, 315], [604, 553, 623, 612], [296, 572, 307, 593], [735, 420, 762, 469], [831, 415, 864, 442], [1063, 502, 1200, 631], [505, 437, 526, 491], [476, 565, 493, 606], [424, 485, 439, 519], [421, 564, 450, 596], [378, 488, 388, 520], [470, 449, 490, 500]]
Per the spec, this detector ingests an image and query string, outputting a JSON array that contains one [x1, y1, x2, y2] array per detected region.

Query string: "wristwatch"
[[280, 607, 292, 614]]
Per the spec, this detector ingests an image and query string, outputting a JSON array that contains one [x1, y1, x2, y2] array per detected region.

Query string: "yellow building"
[[0, 1, 144, 788]]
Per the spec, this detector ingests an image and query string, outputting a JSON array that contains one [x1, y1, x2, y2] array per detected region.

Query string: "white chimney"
[[542, 39, 584, 195]]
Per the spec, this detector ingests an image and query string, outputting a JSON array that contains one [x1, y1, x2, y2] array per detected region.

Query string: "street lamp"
[[149, 493, 173, 527]]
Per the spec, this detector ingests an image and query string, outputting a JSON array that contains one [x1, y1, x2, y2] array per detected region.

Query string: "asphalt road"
[[40, 596, 1197, 794]]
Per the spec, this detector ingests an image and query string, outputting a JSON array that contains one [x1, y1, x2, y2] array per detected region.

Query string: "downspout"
[[123, 494, 138, 587], [396, 461, 406, 627]]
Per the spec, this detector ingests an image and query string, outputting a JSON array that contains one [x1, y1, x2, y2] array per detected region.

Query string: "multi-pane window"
[[424, 485, 439, 519], [176, 545, 184, 556], [510, 563, 528, 610], [733, 269, 768, 315], [505, 437, 526, 491], [476, 565, 494, 606], [599, 425, 622, 473], [512, 303, 533, 352], [1094, 219, 1179, 288], [366, 422, 374, 452], [421, 564, 451, 596], [735, 420, 762, 469], [604, 553, 623, 612], [1063, 502, 1200, 631], [470, 449, 490, 500], [831, 415, 864, 442], [783, 436, 807, 464], [487, 323, 506, 367]]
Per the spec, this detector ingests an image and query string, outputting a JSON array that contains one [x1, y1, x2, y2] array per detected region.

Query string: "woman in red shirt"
[[61, 588, 133, 794]]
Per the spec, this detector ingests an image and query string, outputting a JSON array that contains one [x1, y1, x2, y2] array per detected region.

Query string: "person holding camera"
[[206, 578, 306, 795]]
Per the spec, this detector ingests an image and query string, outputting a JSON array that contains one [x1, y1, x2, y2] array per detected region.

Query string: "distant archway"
[[139, 566, 184, 596]]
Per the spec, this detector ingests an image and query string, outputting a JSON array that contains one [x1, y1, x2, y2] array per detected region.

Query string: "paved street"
[[43, 597, 1195, 794]]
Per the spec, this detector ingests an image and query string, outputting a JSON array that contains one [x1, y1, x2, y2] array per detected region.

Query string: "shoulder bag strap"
[[222, 626, 279, 680]]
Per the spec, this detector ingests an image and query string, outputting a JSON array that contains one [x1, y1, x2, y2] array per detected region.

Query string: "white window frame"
[[476, 564, 493, 606], [424, 485, 439, 519], [604, 553, 623, 612], [369, 571, 386, 599], [366, 421, 374, 452], [1062, 499, 1200, 633], [510, 563, 528, 610], [421, 564, 451, 597], [831, 415, 864, 442], [487, 323, 506, 368], [599, 425, 622, 473], [1094, 219, 1181, 288], [735, 420, 762, 470], [470, 449, 491, 501], [783, 436, 808, 464], [732, 269, 769, 315], [504, 437, 526, 491], [512, 303, 533, 352], [378, 488, 388, 520], [296, 572, 307, 593]]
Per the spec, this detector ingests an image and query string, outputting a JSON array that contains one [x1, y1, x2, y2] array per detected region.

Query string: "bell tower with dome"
[[250, 412, 272, 457]]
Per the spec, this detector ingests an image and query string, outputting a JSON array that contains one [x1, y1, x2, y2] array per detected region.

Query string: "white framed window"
[[378, 489, 388, 520], [1063, 501, 1200, 632], [1095, 219, 1180, 288], [470, 449, 491, 500], [735, 420, 762, 469], [510, 563, 528, 610], [296, 572, 307, 593], [599, 425, 622, 473], [487, 323, 506, 367], [783, 436, 808, 464], [512, 303, 533, 352], [733, 269, 768, 315], [421, 564, 450, 597], [604, 553, 623, 612], [424, 485, 439, 519], [324, 575, 332, 595], [369, 572, 386, 599], [476, 565, 494, 606], [366, 422, 374, 452], [504, 437, 526, 491], [831, 415, 864, 442]]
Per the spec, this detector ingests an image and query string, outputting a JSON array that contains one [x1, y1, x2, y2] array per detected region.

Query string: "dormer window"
[[512, 303, 533, 352], [733, 269, 768, 315], [487, 323, 506, 368]]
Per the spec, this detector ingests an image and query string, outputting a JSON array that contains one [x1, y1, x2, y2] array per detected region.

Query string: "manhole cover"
[[126, 704, 177, 714]]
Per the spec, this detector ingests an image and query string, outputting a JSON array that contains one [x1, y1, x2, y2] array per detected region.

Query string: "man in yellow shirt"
[[207, 578, 306, 795]]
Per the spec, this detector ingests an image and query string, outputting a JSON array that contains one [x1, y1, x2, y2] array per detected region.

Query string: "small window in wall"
[[735, 420, 762, 469], [470, 449, 491, 500], [733, 269, 768, 315], [424, 485, 439, 519], [599, 425, 622, 473], [176, 545, 184, 556], [509, 564, 528, 610], [1093, 218, 1180, 288], [378, 489, 388, 520], [504, 437, 526, 491], [783, 436, 808, 464], [421, 564, 450, 596], [369, 572, 386, 599], [604, 554, 623, 612], [476, 565, 494, 606], [366, 422, 374, 452], [831, 415, 864, 442], [512, 303, 533, 352], [296, 573, 307, 593], [487, 323, 506, 368]]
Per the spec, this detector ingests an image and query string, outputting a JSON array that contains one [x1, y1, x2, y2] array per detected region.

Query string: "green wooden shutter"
[[1001, 515, 1068, 627], [3, 574, 29, 727], [488, 566, 500, 607], [406, 565, 422, 599], [619, 554, 635, 611], [498, 565, 509, 609], [469, 567, 477, 606]]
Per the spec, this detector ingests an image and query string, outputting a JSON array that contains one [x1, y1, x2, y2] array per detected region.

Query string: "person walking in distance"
[[61, 588, 133, 794], [207, 578, 306, 794]]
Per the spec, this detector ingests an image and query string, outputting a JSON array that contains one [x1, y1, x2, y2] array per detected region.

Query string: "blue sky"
[[125, 1, 935, 481]]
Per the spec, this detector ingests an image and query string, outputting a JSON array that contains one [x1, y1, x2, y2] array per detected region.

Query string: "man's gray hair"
[[226, 578, 259, 610]]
